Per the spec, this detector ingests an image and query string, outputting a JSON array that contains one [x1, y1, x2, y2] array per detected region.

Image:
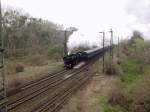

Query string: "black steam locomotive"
[[63, 46, 110, 69]]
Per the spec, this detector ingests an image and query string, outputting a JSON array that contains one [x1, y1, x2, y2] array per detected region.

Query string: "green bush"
[[48, 45, 63, 60], [129, 75, 150, 112], [100, 97, 127, 112], [105, 60, 122, 75], [103, 105, 127, 112], [15, 63, 25, 73], [120, 58, 142, 84]]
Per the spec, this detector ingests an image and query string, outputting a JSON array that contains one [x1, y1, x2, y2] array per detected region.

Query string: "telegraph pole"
[[118, 37, 120, 57], [110, 29, 114, 59], [99, 32, 105, 73], [109, 29, 114, 74], [0, 0, 2, 47], [109, 34, 111, 61], [64, 30, 68, 56], [0, 0, 7, 111], [109, 34, 112, 71]]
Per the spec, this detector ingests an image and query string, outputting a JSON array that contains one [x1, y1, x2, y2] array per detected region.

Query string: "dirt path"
[[60, 74, 117, 112]]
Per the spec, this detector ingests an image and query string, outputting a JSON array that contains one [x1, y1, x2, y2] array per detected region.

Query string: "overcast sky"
[[2, 0, 150, 46]]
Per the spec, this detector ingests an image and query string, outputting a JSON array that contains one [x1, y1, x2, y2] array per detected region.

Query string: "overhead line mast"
[[99, 32, 105, 73], [110, 29, 114, 59], [0, 0, 7, 111]]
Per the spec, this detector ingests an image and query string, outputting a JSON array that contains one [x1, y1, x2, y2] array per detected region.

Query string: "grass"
[[119, 58, 150, 92], [108, 56, 150, 112], [103, 104, 127, 112], [120, 73, 141, 84], [6, 58, 63, 90], [144, 65, 150, 75], [99, 96, 128, 112], [99, 56, 148, 112], [120, 58, 142, 84]]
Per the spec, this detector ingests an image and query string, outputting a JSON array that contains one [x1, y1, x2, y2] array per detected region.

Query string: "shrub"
[[101, 93, 128, 112], [120, 59, 142, 84], [15, 64, 24, 73], [129, 76, 150, 112], [105, 60, 122, 75], [48, 45, 63, 60], [117, 60, 122, 65], [136, 64, 144, 74], [10, 78, 23, 89], [28, 55, 47, 66], [103, 104, 127, 112], [108, 91, 129, 110], [131, 99, 150, 112]]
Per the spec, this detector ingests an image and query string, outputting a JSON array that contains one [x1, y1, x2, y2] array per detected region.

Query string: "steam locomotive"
[[63, 46, 110, 69]]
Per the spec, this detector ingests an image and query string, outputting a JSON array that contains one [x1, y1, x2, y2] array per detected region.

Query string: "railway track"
[[9, 64, 90, 112], [8, 67, 87, 112], [26, 58, 97, 112], [0, 69, 67, 110], [7, 68, 67, 96], [31, 70, 89, 112], [0, 56, 99, 112], [46, 73, 90, 112]]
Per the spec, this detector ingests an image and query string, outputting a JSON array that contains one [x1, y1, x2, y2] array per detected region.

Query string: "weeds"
[[15, 64, 25, 73], [129, 74, 150, 112], [100, 95, 128, 112], [120, 58, 142, 84]]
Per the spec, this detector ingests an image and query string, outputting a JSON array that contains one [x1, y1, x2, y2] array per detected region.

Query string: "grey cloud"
[[126, 0, 150, 24]]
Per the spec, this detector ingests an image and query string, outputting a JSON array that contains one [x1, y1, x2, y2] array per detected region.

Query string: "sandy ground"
[[60, 74, 117, 112]]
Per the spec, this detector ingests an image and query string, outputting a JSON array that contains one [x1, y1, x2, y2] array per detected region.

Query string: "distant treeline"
[[2, 7, 77, 58]]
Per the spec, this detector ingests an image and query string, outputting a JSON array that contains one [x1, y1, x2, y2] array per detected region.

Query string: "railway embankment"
[[60, 48, 150, 112], [5, 58, 63, 91]]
